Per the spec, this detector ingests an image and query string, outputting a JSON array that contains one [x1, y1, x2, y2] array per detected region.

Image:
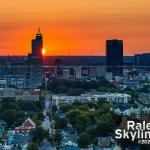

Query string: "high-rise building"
[[134, 53, 150, 71], [106, 39, 123, 76], [26, 29, 43, 88], [32, 29, 43, 57], [134, 53, 150, 66]]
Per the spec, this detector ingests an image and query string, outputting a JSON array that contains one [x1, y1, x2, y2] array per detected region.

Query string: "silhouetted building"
[[134, 53, 150, 67], [26, 29, 43, 88], [106, 39, 123, 76]]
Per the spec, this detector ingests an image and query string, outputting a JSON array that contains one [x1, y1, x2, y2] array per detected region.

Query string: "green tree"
[[35, 101, 44, 111], [54, 130, 61, 146], [131, 91, 138, 103], [97, 98, 107, 107], [59, 105, 70, 112], [86, 111, 97, 124], [86, 127, 98, 141], [55, 116, 68, 129], [66, 109, 82, 127], [68, 88, 85, 96], [78, 104, 90, 111], [17, 100, 37, 111], [78, 132, 90, 148], [72, 101, 82, 106], [27, 142, 39, 150], [0, 109, 25, 127], [36, 112, 44, 121], [87, 102, 98, 109], [111, 112, 122, 126], [101, 103, 113, 112], [96, 113, 114, 136], [32, 127, 49, 144], [52, 105, 58, 113], [76, 114, 91, 133], [47, 79, 117, 94], [1, 98, 20, 111], [39, 89, 46, 101], [32, 114, 42, 127]]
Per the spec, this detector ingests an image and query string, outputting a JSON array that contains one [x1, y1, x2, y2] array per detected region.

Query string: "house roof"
[[61, 127, 78, 146], [22, 117, 35, 128], [8, 134, 30, 145], [61, 146, 80, 150], [97, 136, 112, 142]]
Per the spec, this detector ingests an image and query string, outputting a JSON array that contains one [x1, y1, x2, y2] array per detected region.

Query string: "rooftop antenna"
[[37, 27, 42, 35]]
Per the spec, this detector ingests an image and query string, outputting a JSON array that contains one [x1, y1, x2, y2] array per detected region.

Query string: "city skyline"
[[0, 0, 150, 56]]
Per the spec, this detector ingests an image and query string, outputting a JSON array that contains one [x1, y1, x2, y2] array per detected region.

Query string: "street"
[[41, 92, 51, 132], [40, 91, 54, 150]]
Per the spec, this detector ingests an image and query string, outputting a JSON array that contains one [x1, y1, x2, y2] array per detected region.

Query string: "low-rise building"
[[97, 136, 113, 147], [120, 80, 141, 89], [106, 93, 130, 104], [0, 88, 40, 101], [61, 125, 78, 148], [63, 68, 70, 79], [139, 93, 150, 105], [52, 95, 91, 106], [7, 134, 30, 146], [75, 67, 82, 79], [105, 72, 113, 81], [113, 106, 150, 118], [61, 146, 80, 150], [0, 79, 7, 88], [52, 93, 131, 106], [0, 120, 6, 138]]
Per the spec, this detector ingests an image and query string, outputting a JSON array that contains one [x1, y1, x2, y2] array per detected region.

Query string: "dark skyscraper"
[[32, 29, 43, 56], [26, 29, 43, 88], [134, 53, 150, 71], [134, 53, 150, 66], [106, 39, 123, 76]]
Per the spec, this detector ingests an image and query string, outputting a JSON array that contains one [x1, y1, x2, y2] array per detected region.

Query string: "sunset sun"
[[42, 48, 46, 55]]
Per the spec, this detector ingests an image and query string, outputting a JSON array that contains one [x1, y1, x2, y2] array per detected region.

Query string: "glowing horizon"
[[0, 0, 150, 56]]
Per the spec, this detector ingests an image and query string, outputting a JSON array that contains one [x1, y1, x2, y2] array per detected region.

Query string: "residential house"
[[61, 145, 80, 150], [15, 118, 36, 135], [7, 134, 30, 146], [97, 136, 113, 147], [61, 127, 78, 147], [139, 93, 150, 105]]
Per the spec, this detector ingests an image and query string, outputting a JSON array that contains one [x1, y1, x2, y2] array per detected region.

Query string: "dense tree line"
[[0, 98, 44, 128], [47, 78, 118, 95]]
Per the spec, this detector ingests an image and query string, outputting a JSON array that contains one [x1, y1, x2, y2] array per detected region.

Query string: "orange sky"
[[0, 0, 150, 56]]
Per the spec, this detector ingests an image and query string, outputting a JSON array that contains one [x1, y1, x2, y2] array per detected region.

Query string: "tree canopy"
[[78, 132, 90, 148]]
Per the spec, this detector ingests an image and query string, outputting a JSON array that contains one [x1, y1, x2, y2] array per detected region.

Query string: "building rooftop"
[[61, 146, 80, 150]]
